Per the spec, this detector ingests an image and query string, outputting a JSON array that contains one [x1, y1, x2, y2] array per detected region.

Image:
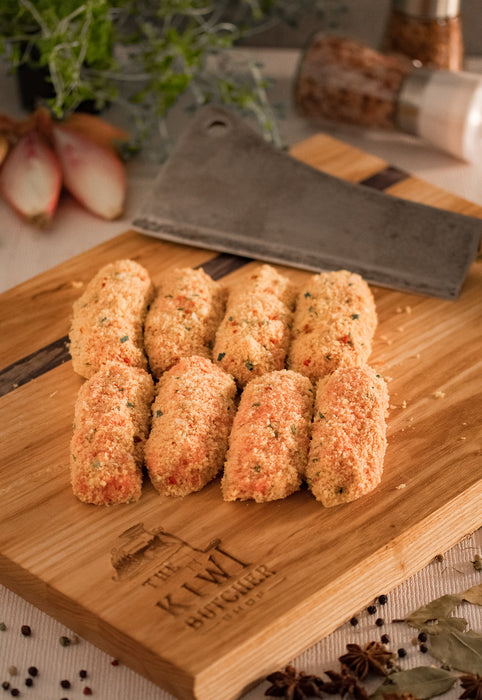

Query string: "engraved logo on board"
[[111, 523, 280, 631]]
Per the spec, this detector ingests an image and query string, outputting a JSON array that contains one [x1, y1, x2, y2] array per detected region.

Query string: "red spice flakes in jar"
[[381, 0, 463, 70], [295, 35, 414, 130]]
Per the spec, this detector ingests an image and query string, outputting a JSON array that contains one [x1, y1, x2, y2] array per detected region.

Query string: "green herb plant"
[[0, 0, 342, 154]]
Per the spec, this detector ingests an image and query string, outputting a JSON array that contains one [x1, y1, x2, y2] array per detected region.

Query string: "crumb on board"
[[396, 483, 406, 490], [433, 390, 446, 399], [72, 280, 84, 289]]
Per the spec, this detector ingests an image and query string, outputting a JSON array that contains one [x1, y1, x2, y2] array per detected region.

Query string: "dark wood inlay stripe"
[[198, 252, 252, 280], [360, 165, 409, 190], [0, 335, 70, 398]]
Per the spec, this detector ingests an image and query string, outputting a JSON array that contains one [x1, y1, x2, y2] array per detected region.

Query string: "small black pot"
[[16, 51, 100, 114]]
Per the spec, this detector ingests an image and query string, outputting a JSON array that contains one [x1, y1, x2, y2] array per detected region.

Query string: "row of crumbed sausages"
[[69, 259, 389, 507]]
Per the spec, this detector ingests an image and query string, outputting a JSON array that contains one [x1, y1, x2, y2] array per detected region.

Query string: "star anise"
[[339, 642, 394, 680], [459, 674, 482, 700], [265, 665, 324, 699], [322, 667, 368, 700]]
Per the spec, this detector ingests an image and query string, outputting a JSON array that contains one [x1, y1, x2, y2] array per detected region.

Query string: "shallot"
[[52, 125, 126, 220], [0, 131, 62, 226]]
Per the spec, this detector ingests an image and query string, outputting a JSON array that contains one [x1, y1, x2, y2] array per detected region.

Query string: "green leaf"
[[371, 667, 458, 699], [429, 629, 482, 675]]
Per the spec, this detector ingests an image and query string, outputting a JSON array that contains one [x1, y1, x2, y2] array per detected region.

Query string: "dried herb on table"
[[264, 665, 324, 699], [339, 642, 394, 679], [323, 668, 368, 700], [459, 674, 482, 700], [402, 583, 482, 675], [371, 666, 458, 699]]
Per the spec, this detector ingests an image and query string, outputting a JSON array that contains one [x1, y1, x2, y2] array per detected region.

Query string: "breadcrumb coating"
[[144, 267, 226, 378], [288, 270, 377, 382], [222, 370, 314, 502], [213, 265, 296, 386], [69, 259, 154, 379], [70, 363, 154, 505], [306, 365, 388, 507], [145, 356, 237, 497], [228, 264, 297, 309]]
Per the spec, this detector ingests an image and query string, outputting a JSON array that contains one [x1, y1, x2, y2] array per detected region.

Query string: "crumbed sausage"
[[222, 370, 314, 502], [70, 259, 153, 379], [288, 270, 377, 382], [145, 356, 237, 496], [306, 365, 389, 506], [144, 267, 225, 378], [213, 265, 296, 386], [70, 363, 154, 505]]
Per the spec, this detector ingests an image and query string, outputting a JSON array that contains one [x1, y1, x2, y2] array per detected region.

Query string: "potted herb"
[[0, 0, 338, 150]]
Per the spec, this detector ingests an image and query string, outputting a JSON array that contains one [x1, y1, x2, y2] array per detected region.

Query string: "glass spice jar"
[[294, 34, 482, 163], [381, 0, 463, 70], [294, 35, 414, 131]]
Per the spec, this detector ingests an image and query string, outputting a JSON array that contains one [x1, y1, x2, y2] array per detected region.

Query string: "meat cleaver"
[[132, 105, 481, 299]]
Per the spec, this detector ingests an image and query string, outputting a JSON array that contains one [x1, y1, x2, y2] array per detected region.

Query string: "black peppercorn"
[[378, 594, 387, 604], [21, 625, 31, 636], [26, 669, 37, 679], [10, 690, 19, 698], [375, 617, 384, 626], [381, 634, 390, 644], [367, 605, 377, 615], [397, 648, 407, 658], [418, 631, 427, 642], [349, 616, 358, 626], [2, 681, 10, 690], [59, 636, 71, 647], [420, 643, 428, 653], [79, 670, 88, 679], [25, 678, 33, 687], [60, 680, 71, 689]]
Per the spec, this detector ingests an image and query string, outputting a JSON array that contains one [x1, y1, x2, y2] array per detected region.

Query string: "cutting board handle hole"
[[206, 119, 230, 136]]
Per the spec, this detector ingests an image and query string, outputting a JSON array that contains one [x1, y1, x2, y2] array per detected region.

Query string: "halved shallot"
[[0, 131, 62, 226], [52, 125, 126, 220]]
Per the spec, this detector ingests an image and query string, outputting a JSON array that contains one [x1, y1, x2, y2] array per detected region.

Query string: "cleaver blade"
[[132, 105, 481, 299]]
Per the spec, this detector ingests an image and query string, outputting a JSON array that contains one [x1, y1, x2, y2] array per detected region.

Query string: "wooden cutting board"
[[0, 134, 481, 700]]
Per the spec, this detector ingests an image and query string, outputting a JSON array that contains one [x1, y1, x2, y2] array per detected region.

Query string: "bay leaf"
[[429, 628, 482, 675], [463, 582, 482, 606], [371, 666, 457, 699], [405, 594, 466, 631]]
